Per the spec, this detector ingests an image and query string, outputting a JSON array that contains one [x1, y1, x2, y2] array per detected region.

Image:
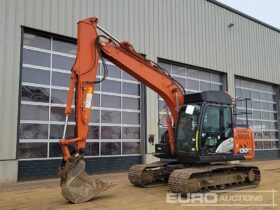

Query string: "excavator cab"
[[156, 91, 255, 163]]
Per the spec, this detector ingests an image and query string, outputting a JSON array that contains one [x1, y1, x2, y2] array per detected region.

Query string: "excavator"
[[58, 17, 261, 203]]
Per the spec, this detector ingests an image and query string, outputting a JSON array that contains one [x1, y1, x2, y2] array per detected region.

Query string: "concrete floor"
[[0, 160, 279, 210]]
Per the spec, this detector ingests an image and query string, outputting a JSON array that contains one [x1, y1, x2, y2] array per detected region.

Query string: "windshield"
[[176, 104, 200, 153]]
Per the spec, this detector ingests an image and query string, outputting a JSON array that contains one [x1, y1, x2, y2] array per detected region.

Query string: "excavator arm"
[[60, 17, 185, 159], [58, 17, 185, 203]]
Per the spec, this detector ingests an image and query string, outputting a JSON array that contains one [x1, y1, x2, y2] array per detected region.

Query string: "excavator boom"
[[59, 17, 185, 203]]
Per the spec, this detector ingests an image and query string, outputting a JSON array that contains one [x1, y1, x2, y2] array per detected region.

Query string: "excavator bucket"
[[60, 158, 114, 203]]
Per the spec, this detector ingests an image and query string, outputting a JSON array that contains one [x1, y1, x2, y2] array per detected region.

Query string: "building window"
[[157, 61, 224, 136], [235, 77, 279, 150], [19, 31, 141, 160]]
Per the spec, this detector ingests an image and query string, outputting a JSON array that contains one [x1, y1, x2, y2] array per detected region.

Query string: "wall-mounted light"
[[228, 23, 234, 28]]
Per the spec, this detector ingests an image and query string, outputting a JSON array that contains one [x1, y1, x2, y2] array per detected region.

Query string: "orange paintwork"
[[234, 127, 255, 160], [60, 17, 185, 160]]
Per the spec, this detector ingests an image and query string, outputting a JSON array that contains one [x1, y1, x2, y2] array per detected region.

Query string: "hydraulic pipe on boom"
[[59, 17, 185, 203]]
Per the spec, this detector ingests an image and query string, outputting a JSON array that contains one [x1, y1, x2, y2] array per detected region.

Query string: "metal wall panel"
[[0, 0, 19, 160], [0, 0, 280, 159], [0, 0, 7, 159]]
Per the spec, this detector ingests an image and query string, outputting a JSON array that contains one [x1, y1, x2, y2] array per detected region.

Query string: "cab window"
[[223, 107, 233, 139], [200, 105, 233, 155]]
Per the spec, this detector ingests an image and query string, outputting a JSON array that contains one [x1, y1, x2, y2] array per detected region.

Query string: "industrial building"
[[0, 0, 279, 184]]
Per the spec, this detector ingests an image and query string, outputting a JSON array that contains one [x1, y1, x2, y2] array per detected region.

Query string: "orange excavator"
[[59, 17, 261, 203]]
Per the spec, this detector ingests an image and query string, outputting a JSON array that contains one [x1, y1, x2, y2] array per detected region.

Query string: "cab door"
[[200, 105, 234, 155]]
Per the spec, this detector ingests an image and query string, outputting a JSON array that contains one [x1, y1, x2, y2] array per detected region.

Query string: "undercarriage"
[[128, 161, 261, 194]]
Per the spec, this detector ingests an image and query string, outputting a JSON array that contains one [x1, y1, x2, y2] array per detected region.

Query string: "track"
[[168, 164, 261, 195], [128, 161, 183, 187], [128, 162, 261, 194]]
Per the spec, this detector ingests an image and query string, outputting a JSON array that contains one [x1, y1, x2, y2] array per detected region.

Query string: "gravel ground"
[[0, 160, 279, 210]]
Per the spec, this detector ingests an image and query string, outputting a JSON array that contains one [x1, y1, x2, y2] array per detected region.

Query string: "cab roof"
[[184, 91, 232, 105]]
